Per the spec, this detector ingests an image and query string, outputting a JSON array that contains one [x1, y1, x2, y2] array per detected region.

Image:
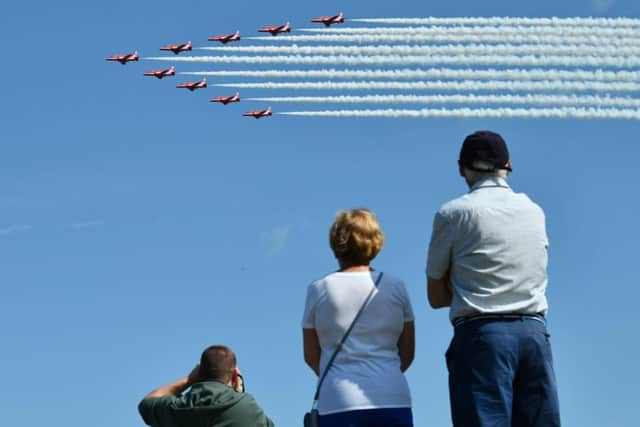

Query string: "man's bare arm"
[[427, 275, 453, 309], [144, 364, 200, 398]]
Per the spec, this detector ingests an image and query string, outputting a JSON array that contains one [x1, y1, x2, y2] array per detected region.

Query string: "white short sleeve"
[[399, 280, 415, 322], [301, 282, 319, 329], [427, 210, 454, 279]]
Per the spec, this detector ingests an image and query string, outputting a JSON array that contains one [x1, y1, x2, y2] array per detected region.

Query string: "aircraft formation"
[[105, 12, 344, 119], [106, 13, 640, 121]]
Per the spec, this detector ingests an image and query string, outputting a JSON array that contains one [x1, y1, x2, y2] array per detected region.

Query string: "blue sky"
[[1, 1, 640, 426]]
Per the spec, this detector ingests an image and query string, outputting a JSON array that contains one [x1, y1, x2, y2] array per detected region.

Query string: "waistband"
[[453, 312, 546, 328]]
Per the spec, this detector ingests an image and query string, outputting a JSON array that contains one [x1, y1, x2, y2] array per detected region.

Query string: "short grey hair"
[[463, 160, 508, 184]]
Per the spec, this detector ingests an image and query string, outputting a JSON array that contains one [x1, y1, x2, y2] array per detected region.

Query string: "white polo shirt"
[[427, 177, 549, 322]]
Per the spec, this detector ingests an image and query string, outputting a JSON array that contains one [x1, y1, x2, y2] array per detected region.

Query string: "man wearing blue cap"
[[426, 131, 561, 426]]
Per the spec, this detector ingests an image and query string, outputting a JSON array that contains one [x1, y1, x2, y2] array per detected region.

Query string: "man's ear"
[[506, 160, 513, 174], [458, 163, 466, 177]]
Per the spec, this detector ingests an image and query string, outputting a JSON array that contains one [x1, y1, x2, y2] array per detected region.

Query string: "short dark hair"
[[199, 345, 236, 381]]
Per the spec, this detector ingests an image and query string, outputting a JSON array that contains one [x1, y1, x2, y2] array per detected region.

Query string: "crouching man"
[[139, 345, 275, 427]]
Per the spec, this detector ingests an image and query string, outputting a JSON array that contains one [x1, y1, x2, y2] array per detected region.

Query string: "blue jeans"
[[446, 317, 561, 427], [319, 408, 413, 427]]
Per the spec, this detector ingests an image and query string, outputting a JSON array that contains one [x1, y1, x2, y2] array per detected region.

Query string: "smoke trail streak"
[[214, 80, 640, 92], [246, 94, 640, 108], [181, 68, 640, 82], [278, 107, 640, 120], [349, 17, 640, 28], [145, 54, 640, 68], [247, 34, 640, 46], [197, 43, 640, 57], [298, 25, 639, 37]]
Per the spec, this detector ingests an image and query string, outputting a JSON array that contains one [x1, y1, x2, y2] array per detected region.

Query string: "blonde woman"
[[302, 209, 415, 427]]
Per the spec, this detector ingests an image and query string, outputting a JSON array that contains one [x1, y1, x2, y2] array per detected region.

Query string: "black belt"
[[453, 312, 545, 327]]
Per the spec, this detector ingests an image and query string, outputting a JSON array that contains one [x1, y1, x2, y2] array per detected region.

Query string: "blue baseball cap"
[[459, 130, 512, 172]]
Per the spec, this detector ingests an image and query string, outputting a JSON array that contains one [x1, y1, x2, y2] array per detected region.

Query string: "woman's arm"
[[303, 328, 321, 376], [397, 321, 415, 372]]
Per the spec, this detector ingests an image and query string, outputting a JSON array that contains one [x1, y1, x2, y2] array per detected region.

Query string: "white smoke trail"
[[278, 107, 640, 120], [181, 68, 640, 82], [247, 34, 640, 46], [214, 80, 640, 92], [247, 94, 640, 108], [349, 17, 640, 28], [298, 25, 638, 37], [145, 54, 640, 68], [197, 43, 640, 56]]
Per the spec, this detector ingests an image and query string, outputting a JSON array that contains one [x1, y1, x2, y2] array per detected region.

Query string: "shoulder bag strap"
[[311, 272, 384, 407]]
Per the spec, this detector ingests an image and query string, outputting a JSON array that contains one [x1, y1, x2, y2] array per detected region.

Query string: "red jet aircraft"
[[258, 22, 291, 36], [208, 31, 240, 44], [243, 106, 272, 118], [160, 41, 192, 55], [105, 51, 139, 64], [143, 66, 176, 79], [311, 12, 344, 26], [210, 92, 240, 104], [176, 78, 207, 91]]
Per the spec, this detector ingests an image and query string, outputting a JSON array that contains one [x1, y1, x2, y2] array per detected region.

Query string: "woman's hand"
[[397, 321, 415, 372]]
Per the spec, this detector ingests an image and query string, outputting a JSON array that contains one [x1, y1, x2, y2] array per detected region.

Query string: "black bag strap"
[[311, 272, 384, 408]]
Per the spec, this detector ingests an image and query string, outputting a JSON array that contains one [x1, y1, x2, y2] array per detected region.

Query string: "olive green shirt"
[[139, 381, 275, 427]]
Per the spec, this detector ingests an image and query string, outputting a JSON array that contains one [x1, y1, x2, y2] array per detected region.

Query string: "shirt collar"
[[469, 176, 511, 193]]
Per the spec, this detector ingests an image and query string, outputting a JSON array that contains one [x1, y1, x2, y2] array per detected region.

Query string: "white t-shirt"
[[301, 271, 414, 415]]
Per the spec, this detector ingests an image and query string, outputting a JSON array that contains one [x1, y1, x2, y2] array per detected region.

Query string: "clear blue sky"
[[1, 1, 639, 426]]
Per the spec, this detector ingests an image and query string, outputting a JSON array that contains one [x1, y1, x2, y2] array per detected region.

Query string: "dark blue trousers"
[[447, 317, 561, 427], [319, 407, 413, 427]]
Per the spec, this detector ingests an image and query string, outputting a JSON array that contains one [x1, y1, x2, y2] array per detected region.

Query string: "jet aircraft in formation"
[[160, 41, 192, 55], [143, 66, 176, 79], [311, 12, 344, 26], [176, 78, 207, 91], [106, 13, 347, 119], [105, 51, 139, 64], [258, 21, 291, 36], [243, 106, 272, 119], [208, 31, 241, 44], [210, 92, 240, 104]]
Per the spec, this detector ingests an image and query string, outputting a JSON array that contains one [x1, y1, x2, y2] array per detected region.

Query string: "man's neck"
[[467, 175, 508, 190], [339, 265, 371, 272]]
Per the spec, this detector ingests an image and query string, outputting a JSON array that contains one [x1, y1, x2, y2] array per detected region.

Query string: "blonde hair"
[[329, 209, 384, 267]]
